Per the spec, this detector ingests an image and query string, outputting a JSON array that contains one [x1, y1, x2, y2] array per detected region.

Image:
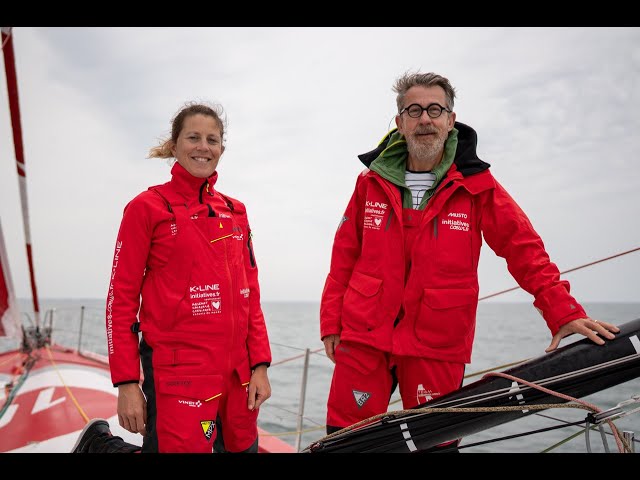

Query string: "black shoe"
[[71, 419, 112, 453], [71, 419, 142, 453]]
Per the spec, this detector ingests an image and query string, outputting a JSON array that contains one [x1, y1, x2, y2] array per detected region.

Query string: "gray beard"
[[405, 134, 445, 165]]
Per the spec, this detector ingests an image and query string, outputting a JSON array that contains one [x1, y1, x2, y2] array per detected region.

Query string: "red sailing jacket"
[[320, 123, 586, 363], [106, 162, 271, 386]]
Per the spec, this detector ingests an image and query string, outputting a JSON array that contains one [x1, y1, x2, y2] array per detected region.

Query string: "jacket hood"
[[357, 121, 490, 176]]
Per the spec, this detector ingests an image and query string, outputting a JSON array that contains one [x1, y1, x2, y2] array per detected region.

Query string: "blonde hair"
[[148, 101, 226, 159]]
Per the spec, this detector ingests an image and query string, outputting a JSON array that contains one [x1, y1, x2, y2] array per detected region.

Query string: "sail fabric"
[[0, 219, 21, 339]]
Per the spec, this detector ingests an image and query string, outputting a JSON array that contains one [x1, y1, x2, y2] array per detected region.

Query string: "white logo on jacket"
[[189, 284, 223, 316], [441, 211, 470, 232], [416, 383, 434, 405], [353, 390, 371, 408], [364, 200, 388, 231]]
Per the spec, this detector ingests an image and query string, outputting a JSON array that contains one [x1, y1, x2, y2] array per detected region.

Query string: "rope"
[[479, 246, 640, 301], [309, 368, 636, 453], [270, 347, 324, 367], [260, 425, 326, 437], [0, 352, 35, 421], [0, 351, 24, 368], [459, 418, 585, 451], [485, 371, 628, 453], [312, 402, 597, 446], [387, 358, 531, 406], [44, 345, 90, 424]]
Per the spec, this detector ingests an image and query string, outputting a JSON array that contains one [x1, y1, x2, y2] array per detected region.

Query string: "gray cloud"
[[1, 26, 639, 303]]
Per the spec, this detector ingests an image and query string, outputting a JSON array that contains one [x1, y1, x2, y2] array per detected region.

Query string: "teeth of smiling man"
[[193, 157, 210, 162]]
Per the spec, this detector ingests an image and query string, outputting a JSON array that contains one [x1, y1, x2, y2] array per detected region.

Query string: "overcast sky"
[[1, 27, 639, 306]]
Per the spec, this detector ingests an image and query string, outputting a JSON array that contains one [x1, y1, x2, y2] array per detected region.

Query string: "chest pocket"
[[206, 216, 234, 244], [193, 216, 244, 266], [433, 195, 474, 274]]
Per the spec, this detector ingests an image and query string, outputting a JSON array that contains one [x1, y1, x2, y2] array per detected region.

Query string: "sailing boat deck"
[[0, 328, 295, 453]]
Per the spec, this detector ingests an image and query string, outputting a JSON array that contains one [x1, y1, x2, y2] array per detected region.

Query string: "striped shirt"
[[405, 170, 436, 209]]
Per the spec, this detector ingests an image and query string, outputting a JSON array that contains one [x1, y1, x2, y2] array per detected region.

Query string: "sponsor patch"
[[352, 390, 371, 408], [201, 420, 216, 440]]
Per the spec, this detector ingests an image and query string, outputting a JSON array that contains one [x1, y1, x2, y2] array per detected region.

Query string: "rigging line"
[[486, 370, 626, 452], [270, 347, 324, 367], [308, 403, 597, 449], [480, 354, 637, 400], [480, 355, 639, 402], [423, 353, 639, 411], [0, 352, 36, 420], [0, 351, 24, 368], [479, 246, 640, 301], [260, 400, 329, 431], [386, 402, 595, 424], [270, 341, 315, 351], [260, 425, 326, 438], [463, 358, 530, 379], [44, 345, 90, 424], [543, 423, 605, 453], [537, 414, 638, 453], [461, 419, 588, 452], [260, 400, 327, 428], [423, 359, 629, 412], [388, 357, 534, 406], [383, 353, 638, 419], [485, 370, 600, 410]]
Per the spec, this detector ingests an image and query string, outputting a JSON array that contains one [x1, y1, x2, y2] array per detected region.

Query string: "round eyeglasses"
[[400, 103, 452, 119]]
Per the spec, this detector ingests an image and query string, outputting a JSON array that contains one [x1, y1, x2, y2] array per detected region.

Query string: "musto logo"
[[441, 212, 469, 232]]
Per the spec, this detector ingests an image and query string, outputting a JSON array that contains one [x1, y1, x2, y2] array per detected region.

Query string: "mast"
[[2, 27, 41, 327]]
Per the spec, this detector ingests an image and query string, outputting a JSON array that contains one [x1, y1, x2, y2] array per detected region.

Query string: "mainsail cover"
[[0, 219, 20, 339]]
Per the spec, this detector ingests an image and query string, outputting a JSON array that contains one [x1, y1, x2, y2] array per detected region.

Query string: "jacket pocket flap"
[[154, 348, 203, 366], [348, 271, 382, 297], [422, 288, 477, 310], [157, 374, 223, 401]]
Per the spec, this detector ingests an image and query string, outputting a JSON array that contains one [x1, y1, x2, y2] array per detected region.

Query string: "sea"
[[3, 299, 639, 454]]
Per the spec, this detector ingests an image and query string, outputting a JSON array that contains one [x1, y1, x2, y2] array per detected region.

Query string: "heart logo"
[[212, 301, 221, 309], [374, 218, 382, 226]]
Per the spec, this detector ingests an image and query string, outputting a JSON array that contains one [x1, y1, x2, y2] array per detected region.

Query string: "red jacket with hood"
[[320, 123, 586, 363], [107, 162, 271, 386]]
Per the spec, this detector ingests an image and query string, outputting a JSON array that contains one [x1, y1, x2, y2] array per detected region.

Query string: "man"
[[319, 71, 620, 451]]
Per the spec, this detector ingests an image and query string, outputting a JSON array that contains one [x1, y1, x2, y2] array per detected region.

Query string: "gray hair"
[[392, 71, 456, 113]]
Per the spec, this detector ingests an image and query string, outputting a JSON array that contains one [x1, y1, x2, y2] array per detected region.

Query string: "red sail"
[[0, 220, 20, 338]]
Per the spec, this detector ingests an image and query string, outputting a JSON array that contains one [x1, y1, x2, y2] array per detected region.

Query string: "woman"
[[99, 102, 272, 453]]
